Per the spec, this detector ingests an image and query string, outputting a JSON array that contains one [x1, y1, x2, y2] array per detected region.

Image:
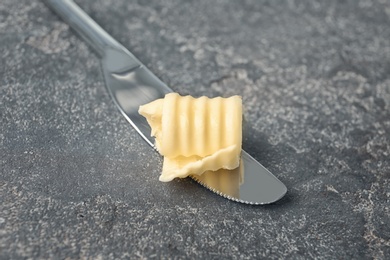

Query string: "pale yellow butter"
[[138, 93, 242, 182]]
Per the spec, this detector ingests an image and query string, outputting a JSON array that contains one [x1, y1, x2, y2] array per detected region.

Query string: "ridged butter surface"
[[139, 93, 242, 182]]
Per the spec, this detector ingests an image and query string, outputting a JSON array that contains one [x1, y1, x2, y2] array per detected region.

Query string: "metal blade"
[[102, 47, 287, 205]]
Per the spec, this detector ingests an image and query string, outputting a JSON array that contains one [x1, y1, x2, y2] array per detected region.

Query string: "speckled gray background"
[[1, 0, 389, 259]]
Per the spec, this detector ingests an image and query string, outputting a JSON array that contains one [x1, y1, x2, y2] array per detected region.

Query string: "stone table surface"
[[1, 0, 390, 259]]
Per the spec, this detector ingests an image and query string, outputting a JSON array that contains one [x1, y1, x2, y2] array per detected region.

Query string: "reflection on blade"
[[192, 151, 287, 205], [192, 159, 244, 199]]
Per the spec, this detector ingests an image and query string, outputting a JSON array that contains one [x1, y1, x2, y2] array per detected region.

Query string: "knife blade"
[[45, 0, 287, 204]]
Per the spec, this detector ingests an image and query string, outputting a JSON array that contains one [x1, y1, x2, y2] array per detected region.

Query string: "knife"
[[44, 0, 287, 204]]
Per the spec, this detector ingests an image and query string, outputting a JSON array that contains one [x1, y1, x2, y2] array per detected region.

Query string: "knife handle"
[[44, 0, 123, 57]]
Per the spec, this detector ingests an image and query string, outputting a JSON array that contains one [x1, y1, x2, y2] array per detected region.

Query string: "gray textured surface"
[[1, 0, 390, 259]]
